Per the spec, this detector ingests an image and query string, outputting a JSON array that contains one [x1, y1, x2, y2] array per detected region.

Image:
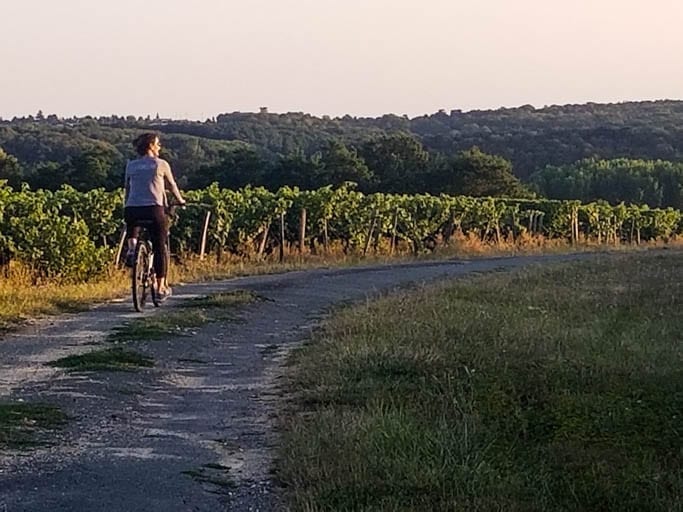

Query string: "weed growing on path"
[[182, 464, 236, 495], [110, 290, 257, 343], [0, 402, 67, 449], [109, 312, 210, 343], [47, 347, 154, 372]]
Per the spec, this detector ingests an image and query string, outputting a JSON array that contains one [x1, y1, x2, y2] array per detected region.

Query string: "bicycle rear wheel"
[[150, 249, 160, 308], [164, 238, 171, 282], [151, 237, 171, 308], [132, 242, 150, 312]]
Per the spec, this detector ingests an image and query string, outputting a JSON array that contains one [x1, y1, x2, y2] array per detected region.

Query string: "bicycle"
[[128, 202, 179, 311], [130, 219, 166, 312], [128, 202, 209, 312]]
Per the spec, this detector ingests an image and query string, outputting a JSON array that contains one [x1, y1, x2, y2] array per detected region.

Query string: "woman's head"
[[133, 132, 161, 156]]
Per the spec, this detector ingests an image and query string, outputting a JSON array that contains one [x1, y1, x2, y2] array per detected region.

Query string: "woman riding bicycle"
[[124, 132, 185, 301]]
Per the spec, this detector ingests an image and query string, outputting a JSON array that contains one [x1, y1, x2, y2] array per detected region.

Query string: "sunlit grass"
[[278, 249, 683, 511], [0, 270, 130, 331]]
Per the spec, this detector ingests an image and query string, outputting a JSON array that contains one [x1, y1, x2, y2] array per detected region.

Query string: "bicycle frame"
[[131, 224, 159, 312]]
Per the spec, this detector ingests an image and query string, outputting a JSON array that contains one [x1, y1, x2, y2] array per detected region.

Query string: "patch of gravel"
[[0, 254, 597, 511]]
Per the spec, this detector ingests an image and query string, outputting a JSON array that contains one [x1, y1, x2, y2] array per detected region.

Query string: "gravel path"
[[0, 253, 596, 511]]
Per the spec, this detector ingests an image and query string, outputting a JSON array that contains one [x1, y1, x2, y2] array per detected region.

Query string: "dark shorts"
[[124, 205, 169, 278]]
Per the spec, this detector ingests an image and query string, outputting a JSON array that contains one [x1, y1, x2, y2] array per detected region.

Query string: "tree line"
[[530, 158, 683, 209], [2, 100, 683, 207], [9, 99, 681, 176], [0, 129, 532, 198]]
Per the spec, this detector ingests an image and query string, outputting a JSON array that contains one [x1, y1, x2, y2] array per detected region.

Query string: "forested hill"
[[184, 101, 683, 179], [146, 100, 683, 178], [410, 100, 683, 178], [1, 99, 683, 192]]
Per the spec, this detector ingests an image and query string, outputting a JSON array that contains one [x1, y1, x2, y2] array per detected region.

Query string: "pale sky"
[[2, 0, 682, 120]]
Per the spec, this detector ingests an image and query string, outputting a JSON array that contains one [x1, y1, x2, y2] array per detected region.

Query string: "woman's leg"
[[123, 207, 142, 265], [150, 206, 170, 291]]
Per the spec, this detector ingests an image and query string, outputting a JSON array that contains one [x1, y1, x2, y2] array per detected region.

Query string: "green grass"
[[182, 289, 260, 310], [0, 402, 67, 449], [109, 311, 210, 342], [47, 347, 154, 372], [278, 249, 683, 511], [110, 290, 257, 343], [182, 464, 236, 495], [46, 290, 256, 373]]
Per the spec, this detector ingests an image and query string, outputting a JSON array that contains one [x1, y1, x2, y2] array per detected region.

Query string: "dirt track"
[[0, 253, 597, 511]]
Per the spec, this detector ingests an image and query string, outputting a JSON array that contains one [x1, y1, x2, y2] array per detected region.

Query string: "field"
[[278, 249, 683, 511]]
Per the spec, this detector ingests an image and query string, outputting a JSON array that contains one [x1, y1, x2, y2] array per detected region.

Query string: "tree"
[[187, 147, 269, 190], [316, 140, 374, 190], [358, 132, 430, 193], [530, 158, 683, 208], [26, 148, 122, 191], [429, 147, 532, 198], [266, 152, 324, 190], [68, 149, 122, 191], [0, 147, 24, 187]]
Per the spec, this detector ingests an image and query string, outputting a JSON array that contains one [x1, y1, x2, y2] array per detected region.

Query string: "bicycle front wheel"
[[132, 242, 150, 312]]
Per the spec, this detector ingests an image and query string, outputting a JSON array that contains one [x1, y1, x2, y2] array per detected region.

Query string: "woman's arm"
[[124, 163, 131, 204], [161, 160, 185, 204]]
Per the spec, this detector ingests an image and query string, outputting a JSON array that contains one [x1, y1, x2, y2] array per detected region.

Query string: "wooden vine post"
[[322, 218, 329, 254], [257, 223, 269, 258], [298, 208, 307, 255], [279, 212, 285, 263], [363, 210, 378, 256], [444, 211, 455, 245], [389, 207, 399, 255], [569, 207, 576, 246], [199, 210, 211, 260], [114, 226, 127, 267]]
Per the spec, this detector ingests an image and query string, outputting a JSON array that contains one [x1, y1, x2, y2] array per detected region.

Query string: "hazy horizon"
[[3, 0, 682, 121], [4, 98, 683, 123]]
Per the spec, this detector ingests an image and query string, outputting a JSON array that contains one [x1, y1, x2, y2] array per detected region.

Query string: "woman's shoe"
[[158, 287, 172, 302]]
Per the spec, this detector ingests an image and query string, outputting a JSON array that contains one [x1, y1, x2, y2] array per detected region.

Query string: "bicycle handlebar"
[[166, 201, 213, 211]]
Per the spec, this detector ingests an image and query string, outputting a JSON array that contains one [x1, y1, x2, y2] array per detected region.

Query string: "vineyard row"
[[0, 182, 681, 281]]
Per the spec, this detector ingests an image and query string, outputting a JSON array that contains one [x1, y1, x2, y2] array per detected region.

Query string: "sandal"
[[158, 287, 172, 302]]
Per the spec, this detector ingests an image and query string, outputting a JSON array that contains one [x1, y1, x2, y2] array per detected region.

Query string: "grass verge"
[[278, 249, 683, 511], [47, 347, 154, 372], [0, 402, 67, 449]]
